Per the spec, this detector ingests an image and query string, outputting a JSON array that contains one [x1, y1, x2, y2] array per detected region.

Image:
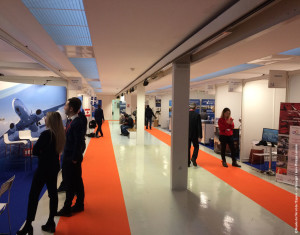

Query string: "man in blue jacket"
[[57, 97, 85, 216]]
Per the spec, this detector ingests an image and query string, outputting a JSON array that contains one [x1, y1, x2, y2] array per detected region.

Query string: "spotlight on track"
[[143, 79, 149, 86]]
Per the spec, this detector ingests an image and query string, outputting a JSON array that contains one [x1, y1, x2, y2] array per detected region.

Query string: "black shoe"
[[71, 205, 84, 213], [120, 133, 123, 136], [56, 207, 72, 217], [17, 223, 33, 235], [192, 159, 197, 166], [100, 135, 103, 137], [222, 161, 228, 167], [41, 220, 56, 233], [232, 162, 241, 167], [96, 135, 100, 138]]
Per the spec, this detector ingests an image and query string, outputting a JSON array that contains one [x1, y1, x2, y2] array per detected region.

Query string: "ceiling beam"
[[0, 28, 68, 81]]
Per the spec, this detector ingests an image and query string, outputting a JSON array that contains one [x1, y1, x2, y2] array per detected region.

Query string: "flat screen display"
[[262, 128, 278, 144]]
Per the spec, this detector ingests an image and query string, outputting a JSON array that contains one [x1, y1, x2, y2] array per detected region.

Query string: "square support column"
[[125, 93, 132, 115], [171, 56, 190, 190], [137, 84, 145, 145]]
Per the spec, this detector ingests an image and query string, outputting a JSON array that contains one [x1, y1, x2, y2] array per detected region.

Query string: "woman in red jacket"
[[218, 108, 241, 168]]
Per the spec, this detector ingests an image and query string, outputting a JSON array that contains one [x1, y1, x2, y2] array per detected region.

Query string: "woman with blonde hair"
[[218, 108, 241, 168], [17, 111, 65, 235]]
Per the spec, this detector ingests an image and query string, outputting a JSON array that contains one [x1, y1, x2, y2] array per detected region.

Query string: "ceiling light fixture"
[[143, 79, 149, 86]]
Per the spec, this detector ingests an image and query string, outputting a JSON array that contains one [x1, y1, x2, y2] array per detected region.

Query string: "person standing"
[[94, 104, 105, 138], [145, 105, 156, 129], [17, 112, 65, 234], [57, 109, 87, 193], [57, 97, 85, 217], [218, 107, 241, 168], [188, 103, 202, 167]]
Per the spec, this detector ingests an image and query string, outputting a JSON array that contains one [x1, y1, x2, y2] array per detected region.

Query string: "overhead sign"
[[68, 77, 82, 90], [269, 70, 287, 88], [228, 80, 242, 92]]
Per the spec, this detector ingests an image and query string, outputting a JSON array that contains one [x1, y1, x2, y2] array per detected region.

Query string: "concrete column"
[[137, 84, 145, 145], [125, 93, 132, 115], [171, 56, 190, 190]]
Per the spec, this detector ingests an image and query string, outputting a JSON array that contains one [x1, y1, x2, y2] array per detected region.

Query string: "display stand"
[[266, 145, 276, 176], [252, 143, 277, 175]]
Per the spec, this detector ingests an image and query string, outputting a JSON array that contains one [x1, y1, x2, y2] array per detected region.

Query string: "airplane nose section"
[[12, 98, 24, 114]]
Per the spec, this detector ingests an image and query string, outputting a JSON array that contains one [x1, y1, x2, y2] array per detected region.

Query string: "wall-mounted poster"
[[0, 81, 67, 158], [120, 101, 126, 114], [276, 103, 300, 186], [201, 99, 215, 120], [156, 99, 161, 107], [189, 99, 200, 114]]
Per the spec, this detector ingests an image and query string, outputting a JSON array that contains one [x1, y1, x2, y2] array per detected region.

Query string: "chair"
[[3, 133, 28, 157], [0, 175, 15, 235]]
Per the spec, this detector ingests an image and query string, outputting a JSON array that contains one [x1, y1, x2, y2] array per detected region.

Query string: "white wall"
[[215, 84, 242, 124], [240, 79, 286, 162], [288, 73, 300, 102], [97, 95, 114, 120]]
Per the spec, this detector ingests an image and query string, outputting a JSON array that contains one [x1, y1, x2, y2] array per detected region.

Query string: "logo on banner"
[[85, 109, 91, 117]]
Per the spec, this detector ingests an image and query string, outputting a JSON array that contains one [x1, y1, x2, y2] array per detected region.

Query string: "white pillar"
[[171, 56, 190, 190], [137, 84, 145, 145], [125, 93, 132, 115]]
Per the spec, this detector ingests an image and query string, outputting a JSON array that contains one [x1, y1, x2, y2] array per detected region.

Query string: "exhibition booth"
[[139, 70, 300, 187]]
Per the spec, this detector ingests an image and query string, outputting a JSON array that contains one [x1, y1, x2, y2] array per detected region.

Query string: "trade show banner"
[[189, 99, 200, 114], [0, 81, 67, 159], [276, 103, 300, 186], [201, 99, 215, 120], [169, 99, 200, 117]]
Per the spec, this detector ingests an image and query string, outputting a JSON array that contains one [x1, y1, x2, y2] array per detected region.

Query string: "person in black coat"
[[57, 110, 87, 193], [188, 103, 202, 167], [145, 105, 156, 130], [57, 97, 85, 217], [94, 104, 105, 137], [17, 112, 66, 234]]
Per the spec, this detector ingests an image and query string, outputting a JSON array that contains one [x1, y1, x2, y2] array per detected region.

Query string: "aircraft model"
[[1, 98, 65, 137]]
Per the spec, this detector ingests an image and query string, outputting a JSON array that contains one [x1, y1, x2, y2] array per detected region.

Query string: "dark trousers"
[[63, 161, 85, 209], [96, 120, 103, 136], [219, 135, 236, 162], [121, 125, 130, 136], [145, 116, 152, 129], [26, 169, 58, 222], [188, 138, 199, 164]]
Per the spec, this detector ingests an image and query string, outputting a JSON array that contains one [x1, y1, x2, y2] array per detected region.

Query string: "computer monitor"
[[262, 128, 278, 146]]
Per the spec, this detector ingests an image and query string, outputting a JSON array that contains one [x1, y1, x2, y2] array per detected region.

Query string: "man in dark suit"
[[188, 103, 202, 167], [57, 110, 87, 192], [94, 104, 105, 138], [57, 97, 85, 217]]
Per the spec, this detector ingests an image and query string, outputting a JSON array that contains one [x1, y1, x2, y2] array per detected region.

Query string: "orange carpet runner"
[[55, 121, 131, 235], [146, 127, 300, 231]]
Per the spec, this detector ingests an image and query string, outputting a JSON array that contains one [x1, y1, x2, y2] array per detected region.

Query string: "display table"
[[201, 122, 214, 144], [251, 142, 277, 175]]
